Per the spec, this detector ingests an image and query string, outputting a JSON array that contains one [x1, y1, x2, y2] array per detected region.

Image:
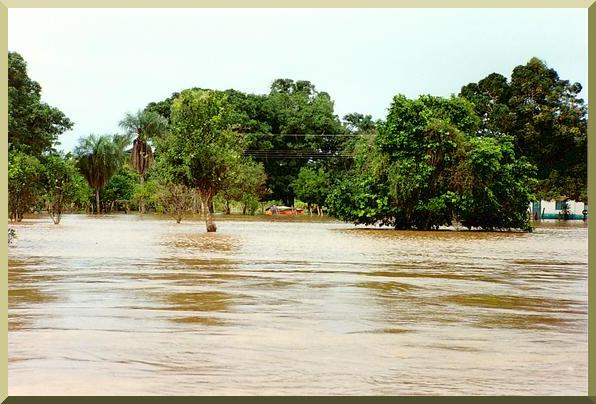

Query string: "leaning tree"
[[119, 110, 169, 213], [74, 134, 126, 214]]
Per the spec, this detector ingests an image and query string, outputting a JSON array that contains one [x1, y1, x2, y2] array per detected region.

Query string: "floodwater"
[[8, 214, 588, 395]]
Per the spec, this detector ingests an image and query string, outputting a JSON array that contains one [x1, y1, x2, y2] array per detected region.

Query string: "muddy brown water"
[[8, 214, 587, 395]]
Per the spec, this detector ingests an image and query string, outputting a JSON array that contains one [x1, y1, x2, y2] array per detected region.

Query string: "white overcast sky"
[[9, 8, 588, 152]]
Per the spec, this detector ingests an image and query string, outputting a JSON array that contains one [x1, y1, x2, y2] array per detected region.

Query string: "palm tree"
[[74, 134, 126, 214], [119, 110, 168, 213]]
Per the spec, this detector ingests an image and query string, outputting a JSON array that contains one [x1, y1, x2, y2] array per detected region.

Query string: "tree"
[[74, 134, 126, 214], [460, 57, 587, 200], [292, 166, 330, 215], [102, 165, 138, 213], [254, 79, 346, 205], [119, 110, 169, 213], [149, 156, 193, 223], [8, 151, 43, 222], [144, 80, 348, 206], [156, 89, 244, 232], [8, 51, 73, 157], [219, 158, 268, 214], [41, 153, 85, 224], [327, 94, 535, 231], [155, 180, 193, 224], [343, 113, 376, 134]]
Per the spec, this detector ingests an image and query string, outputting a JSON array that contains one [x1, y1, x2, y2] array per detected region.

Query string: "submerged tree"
[[119, 110, 169, 213], [74, 134, 126, 214], [8, 151, 43, 222], [292, 166, 330, 215], [156, 89, 244, 232], [327, 94, 535, 231], [41, 153, 86, 224], [219, 158, 268, 215]]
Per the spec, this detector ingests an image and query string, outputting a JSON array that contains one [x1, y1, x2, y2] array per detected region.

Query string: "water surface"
[[8, 215, 588, 395]]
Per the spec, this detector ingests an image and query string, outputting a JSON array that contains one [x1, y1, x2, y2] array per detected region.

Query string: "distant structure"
[[265, 205, 304, 216], [530, 199, 587, 221]]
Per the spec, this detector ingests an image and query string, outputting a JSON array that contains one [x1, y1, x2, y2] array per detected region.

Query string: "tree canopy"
[[8, 51, 73, 157], [327, 95, 535, 230], [460, 57, 587, 200], [156, 89, 244, 231], [74, 134, 127, 214]]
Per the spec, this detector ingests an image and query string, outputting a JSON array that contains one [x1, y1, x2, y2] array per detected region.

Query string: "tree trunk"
[[242, 204, 247, 215], [192, 189, 200, 214], [224, 199, 231, 215], [95, 189, 101, 215], [139, 175, 146, 214], [199, 189, 216, 232]]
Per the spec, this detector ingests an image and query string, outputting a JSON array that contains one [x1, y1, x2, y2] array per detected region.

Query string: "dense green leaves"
[[8, 52, 73, 157], [219, 159, 268, 214], [74, 134, 127, 213], [328, 95, 535, 230], [41, 154, 90, 224], [8, 51, 585, 232], [157, 89, 244, 231], [460, 57, 587, 200], [292, 166, 330, 214], [8, 151, 43, 222]]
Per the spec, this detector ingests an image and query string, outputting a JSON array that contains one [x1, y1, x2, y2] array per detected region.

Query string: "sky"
[[9, 8, 588, 152]]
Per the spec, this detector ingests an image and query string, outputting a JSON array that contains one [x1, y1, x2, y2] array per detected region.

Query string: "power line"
[[242, 133, 364, 137]]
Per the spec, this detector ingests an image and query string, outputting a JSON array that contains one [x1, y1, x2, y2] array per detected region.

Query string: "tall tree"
[[74, 134, 126, 214], [252, 79, 345, 205], [119, 110, 169, 213], [8, 51, 73, 157], [460, 57, 587, 200], [156, 89, 244, 232]]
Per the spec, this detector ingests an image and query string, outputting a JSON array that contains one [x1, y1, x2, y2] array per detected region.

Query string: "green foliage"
[[157, 89, 244, 230], [146, 79, 347, 206], [74, 134, 127, 213], [160, 89, 242, 189], [69, 170, 94, 211], [456, 136, 536, 230], [292, 166, 330, 210], [120, 110, 169, 177], [102, 166, 139, 211], [327, 95, 535, 231], [8, 52, 73, 157], [460, 57, 587, 200], [41, 153, 87, 224], [8, 150, 43, 221], [149, 154, 194, 222], [219, 158, 268, 213], [255, 79, 346, 205]]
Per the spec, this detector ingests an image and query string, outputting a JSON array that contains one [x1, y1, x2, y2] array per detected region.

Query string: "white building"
[[530, 199, 587, 220]]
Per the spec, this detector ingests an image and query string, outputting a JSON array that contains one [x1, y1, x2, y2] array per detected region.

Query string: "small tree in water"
[[42, 153, 85, 224], [156, 89, 244, 232]]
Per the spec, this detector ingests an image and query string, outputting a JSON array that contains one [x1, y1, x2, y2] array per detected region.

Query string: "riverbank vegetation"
[[8, 51, 587, 232]]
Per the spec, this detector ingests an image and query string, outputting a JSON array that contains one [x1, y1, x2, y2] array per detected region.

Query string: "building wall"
[[530, 200, 587, 220]]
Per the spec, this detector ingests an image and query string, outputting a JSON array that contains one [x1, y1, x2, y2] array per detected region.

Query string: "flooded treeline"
[[8, 51, 586, 231]]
